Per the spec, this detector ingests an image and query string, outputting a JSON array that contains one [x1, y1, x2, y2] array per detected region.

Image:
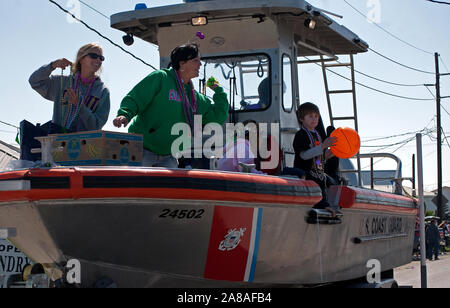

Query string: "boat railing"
[[341, 153, 414, 195]]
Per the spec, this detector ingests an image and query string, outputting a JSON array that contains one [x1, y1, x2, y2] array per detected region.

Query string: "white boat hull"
[[0, 168, 416, 288]]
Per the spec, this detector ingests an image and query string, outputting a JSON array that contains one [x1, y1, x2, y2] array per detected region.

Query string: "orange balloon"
[[330, 127, 360, 159]]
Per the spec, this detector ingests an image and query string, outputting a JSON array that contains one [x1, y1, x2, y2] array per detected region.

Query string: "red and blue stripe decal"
[[204, 206, 262, 282]]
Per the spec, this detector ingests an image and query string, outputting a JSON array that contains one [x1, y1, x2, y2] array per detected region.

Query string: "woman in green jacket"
[[113, 44, 229, 168]]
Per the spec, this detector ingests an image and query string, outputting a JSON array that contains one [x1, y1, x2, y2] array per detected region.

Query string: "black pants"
[[307, 174, 330, 209]]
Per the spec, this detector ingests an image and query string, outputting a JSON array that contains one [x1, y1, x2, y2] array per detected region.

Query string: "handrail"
[[342, 153, 410, 195]]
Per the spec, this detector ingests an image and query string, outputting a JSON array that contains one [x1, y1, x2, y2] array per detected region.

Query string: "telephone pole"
[[433, 52, 450, 219], [435, 52, 443, 219]]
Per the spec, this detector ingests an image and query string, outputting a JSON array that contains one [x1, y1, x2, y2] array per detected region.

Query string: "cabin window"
[[282, 54, 294, 112], [197, 54, 270, 112]]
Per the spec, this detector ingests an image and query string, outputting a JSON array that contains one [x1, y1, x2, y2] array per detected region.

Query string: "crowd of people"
[[414, 218, 449, 261]]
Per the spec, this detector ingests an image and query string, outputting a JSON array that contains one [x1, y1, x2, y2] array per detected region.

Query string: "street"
[[394, 253, 450, 288]]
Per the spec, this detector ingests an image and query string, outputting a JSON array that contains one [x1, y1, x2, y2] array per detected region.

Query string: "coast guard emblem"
[[218, 228, 246, 251]]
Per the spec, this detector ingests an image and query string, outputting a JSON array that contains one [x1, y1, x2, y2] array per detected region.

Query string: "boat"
[[0, 0, 417, 288]]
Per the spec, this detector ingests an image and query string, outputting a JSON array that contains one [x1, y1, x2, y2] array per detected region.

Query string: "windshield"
[[195, 54, 270, 112]]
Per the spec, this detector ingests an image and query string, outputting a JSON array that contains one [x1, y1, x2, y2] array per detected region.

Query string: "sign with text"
[[0, 239, 32, 288]]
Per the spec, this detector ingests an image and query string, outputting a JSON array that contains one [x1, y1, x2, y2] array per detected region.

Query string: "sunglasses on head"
[[87, 53, 105, 61]]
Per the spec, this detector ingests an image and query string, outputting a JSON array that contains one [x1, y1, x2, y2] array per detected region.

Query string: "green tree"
[[426, 210, 436, 217]]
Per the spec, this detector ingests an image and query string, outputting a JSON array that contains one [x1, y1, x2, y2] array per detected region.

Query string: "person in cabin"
[[217, 120, 262, 174], [245, 119, 283, 176], [293, 102, 338, 214], [113, 43, 229, 168], [216, 119, 289, 176], [29, 43, 110, 133], [241, 77, 270, 110], [216, 133, 261, 173]]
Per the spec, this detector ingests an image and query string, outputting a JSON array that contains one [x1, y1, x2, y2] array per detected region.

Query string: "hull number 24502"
[[159, 209, 205, 219]]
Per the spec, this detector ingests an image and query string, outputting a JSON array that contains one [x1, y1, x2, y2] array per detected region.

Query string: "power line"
[[0, 120, 19, 129], [365, 130, 435, 151], [361, 137, 423, 148], [424, 84, 436, 98], [362, 128, 435, 143], [77, 0, 160, 51], [330, 54, 434, 87], [322, 65, 435, 101], [53, 1, 448, 104], [439, 55, 450, 74], [60, 0, 243, 100], [426, 0, 450, 5], [342, 0, 434, 55], [360, 119, 437, 169], [362, 116, 436, 143], [361, 127, 441, 170], [48, 0, 158, 71], [333, 58, 432, 87], [303, 56, 437, 101], [423, 86, 450, 117], [342, 0, 437, 75], [424, 80, 450, 116], [368, 48, 435, 75], [78, 0, 110, 20], [404, 148, 436, 170], [442, 104, 450, 117], [442, 130, 450, 150], [65, 0, 442, 99], [353, 67, 427, 87], [361, 135, 416, 170]]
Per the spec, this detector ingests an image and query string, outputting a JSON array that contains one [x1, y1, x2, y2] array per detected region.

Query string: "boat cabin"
[[111, 0, 369, 177]]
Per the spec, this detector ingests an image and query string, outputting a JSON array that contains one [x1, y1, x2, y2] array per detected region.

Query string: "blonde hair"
[[72, 43, 103, 74]]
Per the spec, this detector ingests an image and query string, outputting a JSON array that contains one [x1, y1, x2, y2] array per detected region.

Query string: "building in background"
[[430, 187, 450, 219], [0, 140, 19, 171]]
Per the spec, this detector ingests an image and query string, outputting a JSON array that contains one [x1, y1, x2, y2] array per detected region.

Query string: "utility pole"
[[432, 52, 450, 219], [435, 52, 443, 220]]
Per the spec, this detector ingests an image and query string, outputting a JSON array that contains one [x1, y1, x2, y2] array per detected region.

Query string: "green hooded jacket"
[[117, 68, 229, 155]]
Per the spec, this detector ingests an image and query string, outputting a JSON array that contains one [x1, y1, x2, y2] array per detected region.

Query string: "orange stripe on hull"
[[0, 188, 321, 206], [334, 186, 417, 214], [0, 168, 321, 205], [350, 203, 418, 215]]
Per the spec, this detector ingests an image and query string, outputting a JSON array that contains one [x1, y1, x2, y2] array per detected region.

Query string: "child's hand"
[[322, 136, 337, 149], [325, 149, 334, 160]]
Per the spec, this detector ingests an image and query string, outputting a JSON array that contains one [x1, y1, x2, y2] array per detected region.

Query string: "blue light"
[[135, 3, 147, 10]]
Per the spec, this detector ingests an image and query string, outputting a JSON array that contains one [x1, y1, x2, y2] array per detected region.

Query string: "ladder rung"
[[328, 90, 353, 94], [324, 63, 351, 68], [341, 169, 360, 173], [332, 116, 356, 121]]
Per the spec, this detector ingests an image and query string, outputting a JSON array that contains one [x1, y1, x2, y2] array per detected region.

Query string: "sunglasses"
[[86, 53, 105, 61]]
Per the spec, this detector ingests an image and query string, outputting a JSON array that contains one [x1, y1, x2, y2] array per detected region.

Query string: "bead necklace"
[[60, 67, 73, 133], [302, 125, 324, 169], [64, 73, 97, 130], [174, 70, 197, 130]]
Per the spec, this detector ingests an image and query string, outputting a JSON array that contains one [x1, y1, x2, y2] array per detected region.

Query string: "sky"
[[0, 0, 449, 193]]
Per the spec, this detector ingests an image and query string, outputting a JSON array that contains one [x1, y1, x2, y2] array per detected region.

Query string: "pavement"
[[394, 252, 450, 288]]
